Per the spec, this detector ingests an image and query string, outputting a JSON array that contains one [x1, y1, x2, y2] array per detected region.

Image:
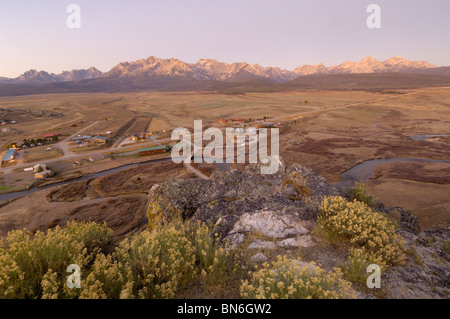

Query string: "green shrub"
[[240, 256, 355, 299], [443, 240, 450, 255], [347, 182, 377, 207]]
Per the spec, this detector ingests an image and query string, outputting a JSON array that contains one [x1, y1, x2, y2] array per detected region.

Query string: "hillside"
[[1, 163, 448, 299]]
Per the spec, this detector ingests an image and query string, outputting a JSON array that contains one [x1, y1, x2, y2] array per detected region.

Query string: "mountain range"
[[0, 56, 439, 84]]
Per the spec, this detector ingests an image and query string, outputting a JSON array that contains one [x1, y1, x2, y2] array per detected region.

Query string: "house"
[[138, 145, 171, 156], [2, 148, 17, 165], [24, 167, 33, 172], [33, 163, 47, 173], [218, 118, 228, 125], [72, 136, 92, 143], [232, 118, 244, 122], [93, 136, 107, 144], [34, 169, 53, 179], [129, 134, 140, 141]]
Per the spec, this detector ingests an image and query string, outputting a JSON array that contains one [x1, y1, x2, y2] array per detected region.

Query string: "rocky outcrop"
[[147, 163, 339, 246], [384, 229, 450, 299], [147, 162, 450, 299]]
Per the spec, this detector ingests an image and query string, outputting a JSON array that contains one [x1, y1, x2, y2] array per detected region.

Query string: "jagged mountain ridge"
[[3, 67, 103, 84], [1, 56, 438, 84]]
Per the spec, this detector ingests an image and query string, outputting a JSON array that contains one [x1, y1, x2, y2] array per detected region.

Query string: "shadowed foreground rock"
[[148, 163, 338, 246]]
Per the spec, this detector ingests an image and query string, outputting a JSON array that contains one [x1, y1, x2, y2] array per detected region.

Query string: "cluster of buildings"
[[129, 132, 155, 141], [72, 135, 108, 145], [23, 163, 54, 179]]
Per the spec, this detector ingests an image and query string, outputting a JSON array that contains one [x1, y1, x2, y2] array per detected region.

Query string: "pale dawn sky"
[[0, 0, 449, 77]]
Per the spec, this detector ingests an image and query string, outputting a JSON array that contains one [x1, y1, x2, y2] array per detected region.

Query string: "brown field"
[[0, 87, 449, 232], [23, 148, 63, 163]]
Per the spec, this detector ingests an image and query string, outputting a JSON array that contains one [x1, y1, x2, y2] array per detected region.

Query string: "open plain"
[[0, 87, 449, 235]]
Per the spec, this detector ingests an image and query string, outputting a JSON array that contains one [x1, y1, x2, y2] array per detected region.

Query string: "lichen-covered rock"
[[248, 239, 276, 249], [147, 163, 338, 240], [277, 235, 316, 248], [250, 252, 268, 264]]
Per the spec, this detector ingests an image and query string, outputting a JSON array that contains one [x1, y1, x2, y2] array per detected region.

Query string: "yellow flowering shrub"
[[240, 256, 355, 299], [318, 196, 406, 268], [79, 219, 237, 299], [0, 219, 236, 299], [187, 221, 233, 284], [0, 221, 114, 299]]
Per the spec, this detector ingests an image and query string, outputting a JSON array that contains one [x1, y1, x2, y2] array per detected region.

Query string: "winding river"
[[334, 157, 450, 187], [0, 158, 172, 202], [410, 134, 450, 146]]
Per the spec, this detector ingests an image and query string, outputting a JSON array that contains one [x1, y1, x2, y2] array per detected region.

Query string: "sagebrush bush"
[[186, 221, 233, 285], [240, 256, 355, 299], [318, 196, 405, 268], [0, 221, 114, 299], [84, 220, 198, 299], [0, 219, 235, 299]]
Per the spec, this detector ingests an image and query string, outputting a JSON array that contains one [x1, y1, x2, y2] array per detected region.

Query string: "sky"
[[0, 0, 449, 78]]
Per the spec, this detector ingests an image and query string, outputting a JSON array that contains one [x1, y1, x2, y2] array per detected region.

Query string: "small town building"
[[34, 169, 53, 179], [129, 134, 140, 141], [73, 136, 93, 144], [138, 145, 171, 156], [33, 163, 47, 173], [2, 148, 17, 165], [93, 136, 107, 144]]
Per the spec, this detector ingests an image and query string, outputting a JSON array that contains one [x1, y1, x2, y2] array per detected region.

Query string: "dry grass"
[[23, 148, 63, 163]]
